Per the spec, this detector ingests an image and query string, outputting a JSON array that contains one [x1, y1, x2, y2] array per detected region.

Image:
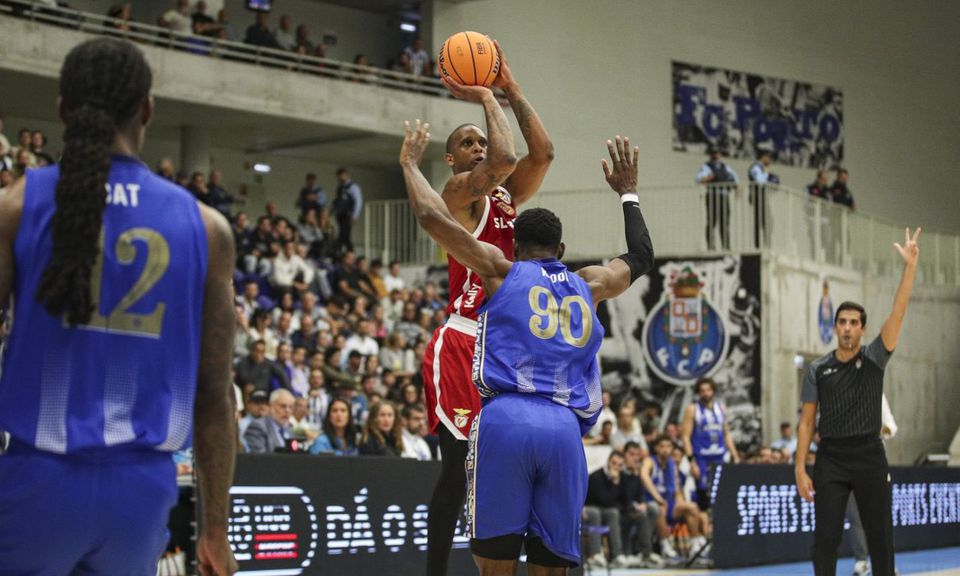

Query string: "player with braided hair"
[[0, 38, 237, 575]]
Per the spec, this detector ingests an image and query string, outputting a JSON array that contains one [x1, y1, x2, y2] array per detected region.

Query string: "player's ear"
[[556, 242, 565, 260], [444, 152, 455, 167]]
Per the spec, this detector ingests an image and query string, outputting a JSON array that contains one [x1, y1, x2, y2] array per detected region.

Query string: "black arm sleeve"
[[615, 200, 654, 283]]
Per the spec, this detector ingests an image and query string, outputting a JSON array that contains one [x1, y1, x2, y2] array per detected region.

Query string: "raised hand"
[[442, 75, 495, 103], [601, 135, 639, 195], [399, 119, 431, 167], [894, 227, 921, 266]]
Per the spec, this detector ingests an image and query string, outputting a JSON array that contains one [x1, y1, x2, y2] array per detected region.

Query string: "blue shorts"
[[695, 453, 725, 490], [0, 441, 178, 576], [466, 394, 587, 565]]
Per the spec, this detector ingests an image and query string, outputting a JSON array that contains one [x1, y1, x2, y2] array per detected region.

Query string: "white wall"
[[764, 255, 960, 464], [432, 0, 960, 234]]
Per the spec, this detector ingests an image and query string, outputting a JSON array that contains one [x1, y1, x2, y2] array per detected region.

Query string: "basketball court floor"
[[579, 547, 960, 575]]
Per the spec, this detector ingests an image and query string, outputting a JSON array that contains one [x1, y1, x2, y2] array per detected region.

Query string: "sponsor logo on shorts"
[[454, 408, 471, 429]]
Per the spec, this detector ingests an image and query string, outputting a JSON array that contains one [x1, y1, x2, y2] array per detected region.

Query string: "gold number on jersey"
[[527, 286, 593, 348], [80, 227, 170, 338]]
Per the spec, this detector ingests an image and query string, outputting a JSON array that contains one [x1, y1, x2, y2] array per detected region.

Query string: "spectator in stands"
[[621, 441, 662, 567], [191, 0, 220, 37], [297, 209, 325, 258], [394, 301, 426, 344], [664, 421, 682, 445], [245, 11, 280, 49], [0, 119, 10, 162], [391, 50, 414, 75], [12, 149, 36, 180], [238, 389, 269, 446], [156, 157, 175, 181], [342, 318, 380, 363], [367, 259, 388, 300], [405, 38, 430, 77], [106, 3, 132, 35], [235, 339, 289, 393], [159, 0, 192, 35], [584, 451, 633, 569], [322, 348, 354, 391], [335, 250, 373, 300], [175, 170, 190, 188], [384, 261, 405, 293], [830, 168, 855, 209], [244, 215, 276, 274], [10, 128, 34, 163], [309, 398, 358, 455], [611, 402, 647, 452], [0, 169, 13, 190], [359, 401, 403, 456], [297, 172, 326, 215], [748, 148, 778, 248], [270, 241, 314, 296], [696, 145, 739, 251], [291, 314, 319, 351], [274, 14, 295, 50], [244, 388, 295, 454], [807, 169, 831, 199], [642, 435, 711, 560], [400, 404, 432, 460], [216, 9, 234, 41], [332, 167, 362, 253], [379, 332, 415, 377], [294, 24, 313, 53], [206, 170, 234, 216], [584, 390, 616, 445], [236, 279, 268, 319], [398, 382, 421, 409], [306, 368, 331, 422], [771, 421, 797, 459], [29, 130, 53, 166], [284, 344, 310, 396], [187, 170, 209, 202], [290, 396, 320, 442]]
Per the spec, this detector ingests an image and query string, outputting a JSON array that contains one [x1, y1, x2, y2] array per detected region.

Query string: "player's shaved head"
[[515, 208, 563, 253], [446, 123, 482, 154]]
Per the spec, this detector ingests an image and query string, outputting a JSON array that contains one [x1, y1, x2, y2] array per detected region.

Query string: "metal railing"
[[363, 184, 959, 286], [0, 0, 447, 96]]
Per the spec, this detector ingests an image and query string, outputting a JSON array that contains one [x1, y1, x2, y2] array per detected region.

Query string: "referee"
[[795, 227, 920, 576]]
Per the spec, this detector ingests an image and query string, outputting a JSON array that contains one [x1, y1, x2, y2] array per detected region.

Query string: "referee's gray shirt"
[[801, 336, 893, 439]]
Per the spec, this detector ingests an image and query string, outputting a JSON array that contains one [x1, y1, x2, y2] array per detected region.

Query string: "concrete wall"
[[764, 254, 960, 464], [431, 0, 960, 234]]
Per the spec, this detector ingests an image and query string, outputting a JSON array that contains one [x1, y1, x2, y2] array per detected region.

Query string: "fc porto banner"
[[672, 61, 844, 168], [577, 255, 762, 452]]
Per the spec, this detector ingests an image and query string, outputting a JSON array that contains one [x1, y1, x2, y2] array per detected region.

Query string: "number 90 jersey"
[[472, 258, 604, 436], [0, 156, 207, 455]]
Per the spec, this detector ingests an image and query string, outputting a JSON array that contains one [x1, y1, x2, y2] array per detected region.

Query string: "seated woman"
[[358, 401, 404, 456], [309, 398, 358, 456]]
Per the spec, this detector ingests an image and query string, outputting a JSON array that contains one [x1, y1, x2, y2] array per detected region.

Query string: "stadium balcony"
[[0, 0, 478, 167]]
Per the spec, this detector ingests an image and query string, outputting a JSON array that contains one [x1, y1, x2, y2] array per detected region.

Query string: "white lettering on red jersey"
[[447, 187, 516, 321]]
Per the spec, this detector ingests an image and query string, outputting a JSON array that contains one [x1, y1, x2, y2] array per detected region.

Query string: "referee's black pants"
[[812, 435, 894, 576]]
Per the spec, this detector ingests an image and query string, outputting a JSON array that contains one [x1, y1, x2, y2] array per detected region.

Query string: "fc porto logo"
[[641, 266, 728, 385]]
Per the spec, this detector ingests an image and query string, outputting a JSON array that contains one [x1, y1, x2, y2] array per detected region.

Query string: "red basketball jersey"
[[446, 187, 517, 319]]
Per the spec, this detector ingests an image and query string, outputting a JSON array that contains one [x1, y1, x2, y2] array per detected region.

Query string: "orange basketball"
[[438, 31, 500, 87]]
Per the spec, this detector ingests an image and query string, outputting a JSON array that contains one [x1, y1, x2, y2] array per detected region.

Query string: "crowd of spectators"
[[0, 121, 53, 187], [578, 390, 815, 568]]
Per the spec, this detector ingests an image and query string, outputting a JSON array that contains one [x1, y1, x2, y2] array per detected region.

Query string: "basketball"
[[438, 31, 500, 87]]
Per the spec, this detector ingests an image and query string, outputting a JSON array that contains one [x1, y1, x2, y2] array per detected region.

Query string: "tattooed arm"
[[440, 78, 518, 220], [495, 41, 554, 206]]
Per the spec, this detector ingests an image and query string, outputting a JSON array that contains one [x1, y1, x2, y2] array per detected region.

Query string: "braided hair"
[[36, 38, 152, 325]]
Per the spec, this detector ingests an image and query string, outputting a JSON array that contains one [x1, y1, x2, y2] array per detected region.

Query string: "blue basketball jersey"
[[692, 401, 727, 457], [471, 258, 604, 436], [0, 156, 207, 454], [645, 456, 677, 509]]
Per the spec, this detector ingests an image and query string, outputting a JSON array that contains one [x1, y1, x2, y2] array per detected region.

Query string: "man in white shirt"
[[770, 421, 798, 459], [404, 38, 430, 77], [274, 14, 295, 50], [384, 261, 405, 293], [270, 241, 315, 293], [401, 404, 432, 460], [160, 0, 192, 35], [341, 319, 379, 367]]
